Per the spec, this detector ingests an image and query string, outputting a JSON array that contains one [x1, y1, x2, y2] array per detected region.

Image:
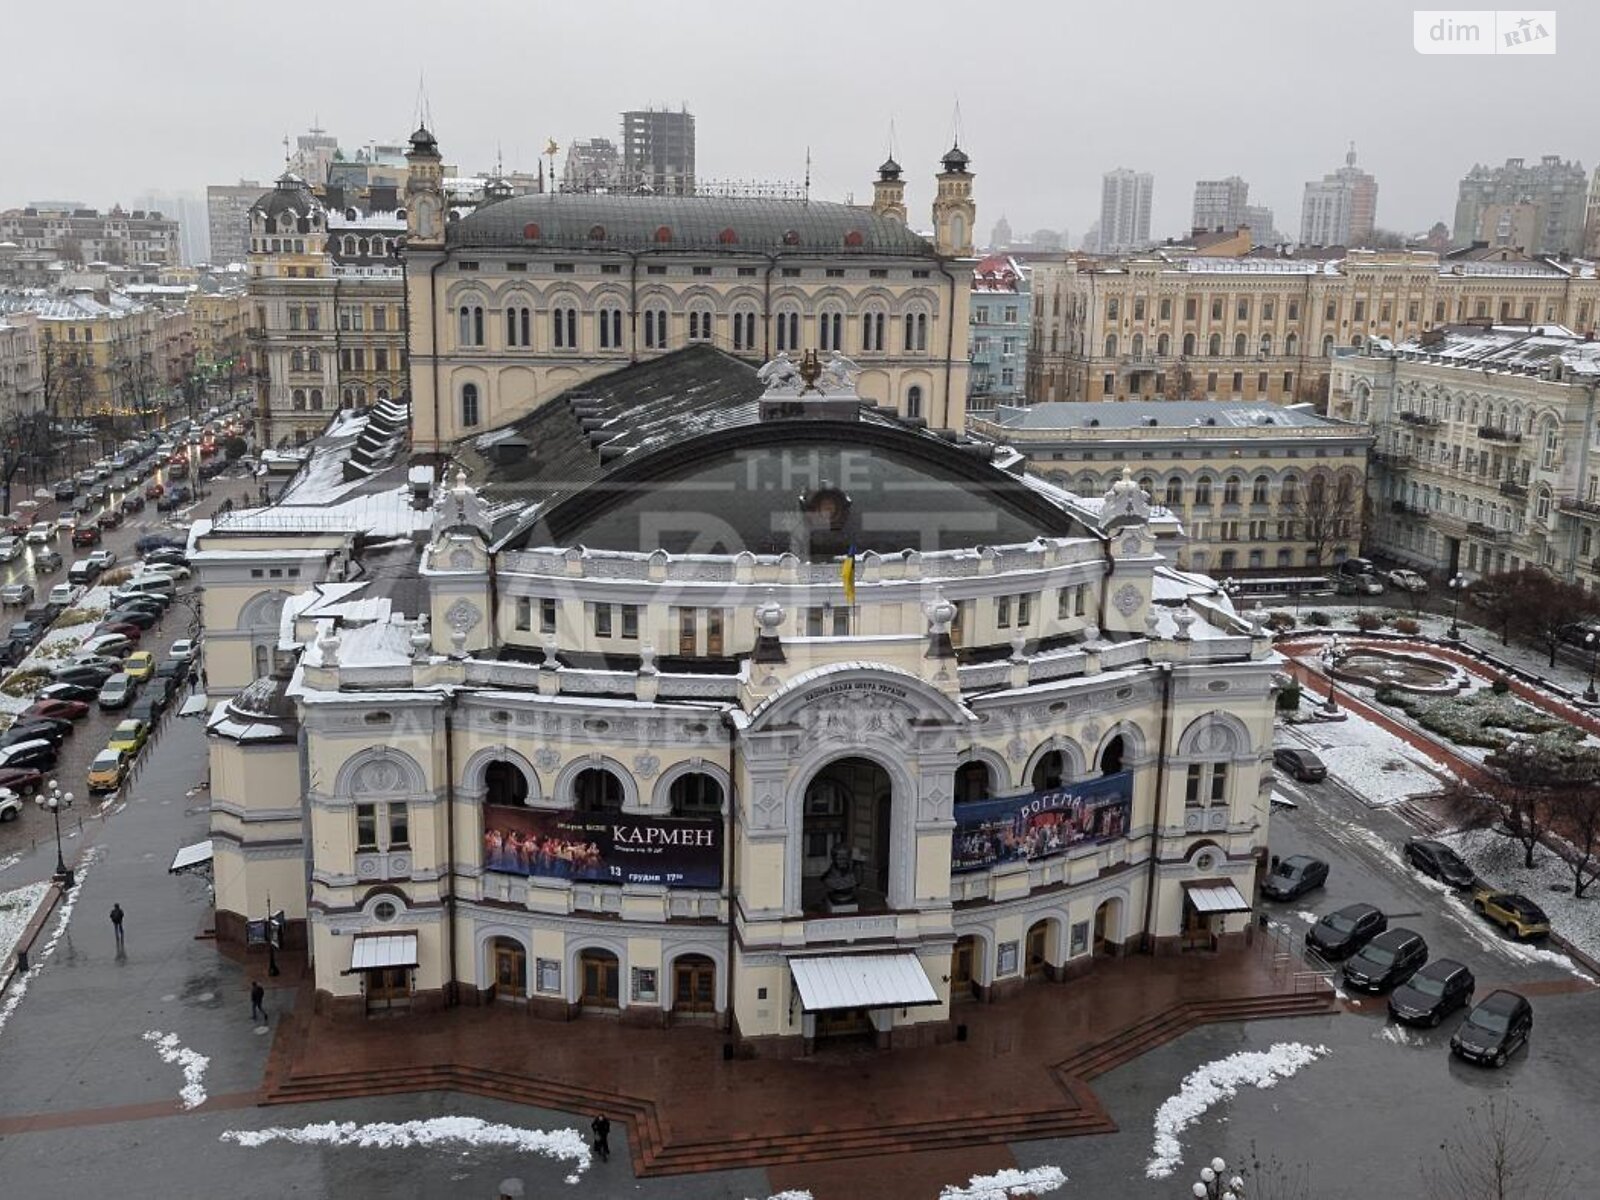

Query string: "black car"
[[1262, 854, 1330, 901], [145, 674, 177, 706], [104, 608, 159, 631], [37, 681, 98, 703], [1403, 838, 1476, 889], [1306, 903, 1388, 961], [135, 534, 185, 555], [0, 740, 58, 772], [0, 637, 30, 668], [113, 597, 166, 618], [7, 620, 45, 643], [1389, 958, 1476, 1027], [24, 603, 64, 626], [120, 493, 147, 514], [1451, 990, 1533, 1067], [130, 694, 167, 723], [50, 664, 116, 687], [153, 658, 190, 683], [1342, 927, 1428, 993], [53, 480, 77, 501], [110, 588, 172, 612], [1272, 747, 1327, 783], [0, 718, 72, 748]]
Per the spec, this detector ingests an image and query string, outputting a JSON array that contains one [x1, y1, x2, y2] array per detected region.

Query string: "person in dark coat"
[[590, 1113, 611, 1162], [109, 903, 125, 947], [250, 980, 267, 1022]]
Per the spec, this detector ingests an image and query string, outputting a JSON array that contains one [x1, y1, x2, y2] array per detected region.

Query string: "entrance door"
[[580, 950, 620, 1009], [1093, 900, 1120, 956], [365, 967, 411, 1013], [673, 955, 716, 1014], [815, 1007, 872, 1039], [492, 937, 526, 1002], [1026, 921, 1050, 980], [950, 936, 978, 1000], [1182, 903, 1215, 951]]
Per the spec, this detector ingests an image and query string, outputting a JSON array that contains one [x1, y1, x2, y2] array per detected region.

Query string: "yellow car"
[[87, 749, 127, 792], [106, 719, 149, 756], [124, 651, 156, 681], [1472, 885, 1551, 940]]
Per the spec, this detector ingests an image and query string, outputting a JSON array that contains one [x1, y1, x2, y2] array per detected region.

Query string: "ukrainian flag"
[[841, 544, 857, 605]]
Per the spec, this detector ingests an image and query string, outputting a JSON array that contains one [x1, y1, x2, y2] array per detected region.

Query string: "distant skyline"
[[3, 0, 1596, 247]]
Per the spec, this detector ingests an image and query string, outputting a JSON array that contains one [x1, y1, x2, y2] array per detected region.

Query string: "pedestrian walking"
[[109, 903, 125, 947], [590, 1113, 611, 1162], [250, 980, 268, 1022]]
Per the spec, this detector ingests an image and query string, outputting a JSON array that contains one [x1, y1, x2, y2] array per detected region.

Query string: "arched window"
[[1260, 333, 1273, 355], [1194, 476, 1213, 505], [1541, 419, 1560, 470], [1535, 487, 1552, 521], [1131, 333, 1145, 357], [1208, 333, 1222, 356], [1182, 332, 1196, 356], [954, 761, 992, 804], [904, 310, 928, 352], [1252, 474, 1270, 504], [484, 761, 528, 807], [1032, 749, 1068, 791], [310, 390, 324, 410], [732, 308, 758, 352], [906, 385, 923, 419], [290, 349, 304, 372], [573, 767, 623, 813], [1321, 334, 1334, 356], [553, 305, 578, 349], [776, 308, 800, 352], [308, 349, 321, 370], [1099, 735, 1125, 776], [688, 307, 714, 343], [1156, 332, 1170, 356], [1104, 334, 1118, 357], [291, 388, 306, 411], [1233, 332, 1247, 356], [1164, 478, 1183, 506], [1223, 475, 1242, 505], [1281, 475, 1299, 504], [458, 305, 484, 347], [818, 308, 843, 352], [1285, 332, 1299, 355], [342, 387, 354, 406], [461, 382, 480, 427], [669, 773, 724, 817], [861, 309, 886, 353], [506, 305, 531, 347], [597, 307, 623, 350]]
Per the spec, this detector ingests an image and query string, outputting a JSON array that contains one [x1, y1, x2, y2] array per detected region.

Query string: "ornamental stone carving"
[[534, 748, 561, 772], [1113, 583, 1143, 618], [1005, 735, 1028, 763], [633, 753, 660, 779], [446, 598, 482, 634], [352, 759, 405, 795], [449, 547, 475, 570], [1120, 531, 1143, 556]]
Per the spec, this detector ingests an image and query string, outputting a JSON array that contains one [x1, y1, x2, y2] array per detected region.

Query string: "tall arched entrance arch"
[[801, 756, 893, 912]]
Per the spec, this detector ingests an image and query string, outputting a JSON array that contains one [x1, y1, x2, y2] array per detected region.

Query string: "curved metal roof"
[[446, 194, 935, 257]]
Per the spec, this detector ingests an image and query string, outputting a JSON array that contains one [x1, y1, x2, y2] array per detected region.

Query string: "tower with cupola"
[[872, 156, 907, 224], [932, 144, 975, 257], [405, 125, 444, 247]]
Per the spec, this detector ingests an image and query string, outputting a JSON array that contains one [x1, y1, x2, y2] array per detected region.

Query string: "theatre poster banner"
[[482, 805, 722, 888], [950, 770, 1133, 873]]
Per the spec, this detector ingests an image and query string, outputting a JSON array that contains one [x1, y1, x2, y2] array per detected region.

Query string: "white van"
[[125, 574, 176, 598]]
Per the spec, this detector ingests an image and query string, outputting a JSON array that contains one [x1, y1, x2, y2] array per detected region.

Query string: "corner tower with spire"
[[932, 143, 975, 257]]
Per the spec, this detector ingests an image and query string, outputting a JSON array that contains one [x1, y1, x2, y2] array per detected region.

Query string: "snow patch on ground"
[[1146, 1042, 1330, 1179], [0, 583, 117, 714], [0, 850, 25, 877], [1376, 1023, 1420, 1046], [221, 1117, 592, 1182], [939, 1166, 1068, 1199], [749, 1192, 815, 1200], [0, 846, 99, 1037], [142, 1030, 210, 1109], [1440, 828, 1600, 978], [0, 880, 50, 972], [1284, 707, 1452, 806]]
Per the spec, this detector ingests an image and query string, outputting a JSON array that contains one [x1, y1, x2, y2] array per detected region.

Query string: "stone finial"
[[1081, 621, 1101, 645], [639, 642, 658, 675], [319, 631, 340, 667], [1144, 608, 1162, 638], [450, 627, 467, 656], [924, 591, 957, 659], [1010, 628, 1028, 662], [409, 622, 431, 661], [1172, 608, 1196, 641], [541, 634, 560, 670], [753, 589, 786, 664]]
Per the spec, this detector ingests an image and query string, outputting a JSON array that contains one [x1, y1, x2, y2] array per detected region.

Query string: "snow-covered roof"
[[1384, 324, 1600, 378], [984, 400, 1347, 432]]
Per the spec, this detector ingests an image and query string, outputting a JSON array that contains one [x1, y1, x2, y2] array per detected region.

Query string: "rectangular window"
[[1231, 371, 1243, 394], [782, 267, 801, 278], [505, 262, 526, 272], [515, 597, 531, 631], [1017, 593, 1032, 627], [1325, 300, 1337, 321], [646, 265, 667, 276], [677, 608, 696, 656], [1184, 764, 1202, 806], [825, 268, 845, 279], [601, 263, 622, 274], [1236, 299, 1249, 320], [553, 263, 575, 273], [707, 609, 724, 655], [831, 607, 849, 637], [1288, 300, 1299, 321], [1256, 371, 1267, 393], [869, 268, 888, 279], [388, 803, 409, 849], [306, 307, 319, 330], [458, 261, 479, 271], [594, 603, 613, 638], [621, 605, 639, 639], [1210, 763, 1228, 803], [996, 596, 1011, 628], [806, 607, 824, 637], [356, 803, 378, 850], [912, 269, 930, 279], [1211, 299, 1223, 321], [738, 266, 757, 277], [1159, 298, 1172, 320], [693, 266, 713, 276], [1185, 298, 1197, 320], [540, 598, 557, 634], [1353, 300, 1366, 322], [1263, 300, 1275, 320]]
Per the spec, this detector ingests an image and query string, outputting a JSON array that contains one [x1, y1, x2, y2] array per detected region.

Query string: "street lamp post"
[[1320, 633, 1345, 715], [1447, 573, 1468, 640], [1192, 1156, 1246, 1200], [1585, 631, 1598, 704], [34, 780, 75, 889]]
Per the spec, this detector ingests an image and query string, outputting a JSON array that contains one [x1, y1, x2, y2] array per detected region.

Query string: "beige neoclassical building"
[[207, 355, 1279, 1051], [401, 125, 976, 450]]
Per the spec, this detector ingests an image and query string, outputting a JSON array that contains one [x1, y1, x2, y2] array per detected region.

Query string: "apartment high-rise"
[[1453, 156, 1588, 256], [207, 181, 265, 267], [621, 107, 695, 195], [1191, 176, 1249, 233], [1098, 168, 1153, 253], [1299, 145, 1378, 248]]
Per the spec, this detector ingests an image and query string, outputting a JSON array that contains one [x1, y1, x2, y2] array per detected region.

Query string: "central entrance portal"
[[801, 757, 892, 913]]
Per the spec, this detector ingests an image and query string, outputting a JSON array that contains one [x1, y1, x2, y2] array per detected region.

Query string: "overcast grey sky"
[[5, 0, 1595, 242]]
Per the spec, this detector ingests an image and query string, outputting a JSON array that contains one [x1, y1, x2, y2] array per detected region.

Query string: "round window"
[[1195, 852, 1216, 872], [372, 900, 398, 922]]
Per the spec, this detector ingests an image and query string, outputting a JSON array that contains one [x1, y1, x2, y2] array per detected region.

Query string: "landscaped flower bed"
[[1376, 688, 1570, 750]]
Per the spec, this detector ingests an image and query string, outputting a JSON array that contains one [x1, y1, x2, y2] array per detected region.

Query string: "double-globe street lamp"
[[1585, 630, 1599, 704], [1192, 1156, 1246, 1200], [34, 780, 75, 889], [1447, 573, 1469, 640]]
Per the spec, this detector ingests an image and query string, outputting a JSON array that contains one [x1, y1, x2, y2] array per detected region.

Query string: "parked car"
[[144, 548, 189, 568], [1262, 854, 1329, 901], [1387, 569, 1429, 593], [1471, 887, 1550, 939], [1403, 838, 1476, 889], [0, 766, 43, 795], [114, 597, 166, 621], [1342, 927, 1428, 993], [134, 534, 184, 555], [1389, 958, 1476, 1027], [82, 632, 135, 657], [95, 509, 124, 530], [0, 739, 58, 772], [70, 525, 101, 548], [25, 522, 56, 544], [0, 718, 72, 748], [1305, 903, 1388, 961], [0, 638, 29, 668], [168, 637, 199, 662], [130, 694, 168, 723], [1272, 747, 1327, 782], [120, 494, 146, 515], [97, 673, 136, 709], [0, 536, 22, 562], [33, 548, 62, 573], [124, 574, 175, 598], [0, 788, 20, 822], [36, 681, 97, 704], [1335, 574, 1386, 596], [93, 623, 143, 645], [50, 663, 115, 687], [104, 608, 159, 631], [87, 748, 127, 793], [20, 698, 89, 722], [24, 603, 62, 627], [68, 654, 125, 674], [7, 620, 44, 643], [85, 549, 117, 571], [0, 582, 34, 606], [106, 718, 149, 756], [123, 650, 156, 680], [1451, 990, 1533, 1067], [66, 560, 101, 586], [111, 586, 171, 612], [46, 583, 82, 607]]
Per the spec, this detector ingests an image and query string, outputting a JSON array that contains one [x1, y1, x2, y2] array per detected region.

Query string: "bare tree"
[[1424, 1096, 1573, 1200], [1505, 568, 1600, 666], [1554, 784, 1600, 899], [1283, 469, 1356, 568], [1239, 1141, 1312, 1200], [1443, 745, 1559, 870], [1470, 573, 1522, 646]]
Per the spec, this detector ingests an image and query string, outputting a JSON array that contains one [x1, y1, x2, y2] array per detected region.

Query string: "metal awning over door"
[[788, 953, 940, 1013]]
